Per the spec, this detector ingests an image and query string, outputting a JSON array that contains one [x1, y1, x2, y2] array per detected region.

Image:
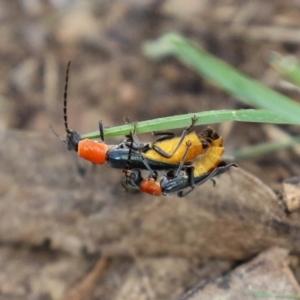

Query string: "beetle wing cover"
[[143, 132, 205, 164]]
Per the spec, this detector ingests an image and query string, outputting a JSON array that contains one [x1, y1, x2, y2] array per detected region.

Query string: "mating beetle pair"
[[55, 62, 237, 197]]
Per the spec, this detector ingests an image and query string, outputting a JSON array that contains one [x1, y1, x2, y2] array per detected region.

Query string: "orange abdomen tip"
[[78, 139, 108, 164], [140, 179, 162, 196]]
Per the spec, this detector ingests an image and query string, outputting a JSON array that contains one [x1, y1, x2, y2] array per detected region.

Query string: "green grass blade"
[[82, 109, 300, 139], [252, 290, 300, 299], [143, 32, 300, 125], [230, 136, 300, 161], [268, 52, 300, 87]]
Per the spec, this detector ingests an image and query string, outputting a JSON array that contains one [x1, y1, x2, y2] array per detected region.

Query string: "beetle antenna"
[[49, 124, 65, 142], [64, 61, 71, 134]]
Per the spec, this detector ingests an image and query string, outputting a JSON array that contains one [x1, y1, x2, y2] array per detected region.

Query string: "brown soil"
[[1, 1, 300, 299]]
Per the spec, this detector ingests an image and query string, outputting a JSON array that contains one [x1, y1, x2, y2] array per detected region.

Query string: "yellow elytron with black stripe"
[[142, 131, 209, 164], [117, 117, 213, 171]]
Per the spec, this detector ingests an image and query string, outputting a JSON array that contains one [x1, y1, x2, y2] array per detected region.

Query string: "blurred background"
[[2, 1, 300, 299]]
